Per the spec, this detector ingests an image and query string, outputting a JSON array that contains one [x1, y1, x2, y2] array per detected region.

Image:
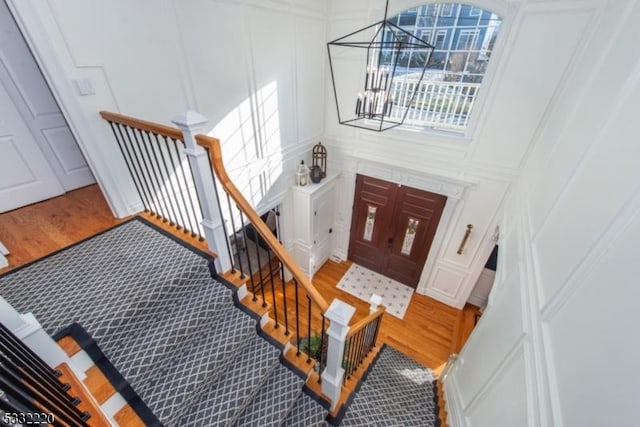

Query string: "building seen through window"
[[379, 3, 502, 132]]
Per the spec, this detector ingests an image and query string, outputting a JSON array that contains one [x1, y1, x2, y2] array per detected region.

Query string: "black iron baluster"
[[108, 122, 151, 214], [142, 131, 176, 225], [0, 387, 39, 423], [345, 334, 355, 380], [373, 316, 382, 345], [360, 327, 369, 368], [0, 326, 90, 425], [354, 329, 364, 372], [0, 355, 86, 424], [137, 129, 171, 222], [265, 245, 278, 327], [362, 323, 371, 358], [171, 140, 199, 235], [149, 133, 178, 226], [348, 334, 356, 377], [317, 315, 326, 383], [294, 278, 301, 356], [239, 210, 257, 299], [129, 127, 163, 218], [306, 296, 312, 364], [0, 374, 88, 427], [274, 207, 289, 335], [279, 262, 289, 335], [124, 125, 160, 216], [253, 234, 267, 308], [0, 326, 66, 390], [226, 194, 243, 278], [162, 136, 188, 231]]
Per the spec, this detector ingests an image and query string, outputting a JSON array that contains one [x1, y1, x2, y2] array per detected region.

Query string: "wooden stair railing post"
[[321, 299, 356, 411], [172, 111, 232, 273]]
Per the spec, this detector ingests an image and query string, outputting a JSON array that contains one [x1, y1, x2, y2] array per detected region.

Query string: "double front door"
[[348, 174, 447, 288]]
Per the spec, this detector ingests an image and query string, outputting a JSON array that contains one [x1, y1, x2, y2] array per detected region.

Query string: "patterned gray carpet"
[[0, 218, 327, 426], [338, 345, 439, 427]]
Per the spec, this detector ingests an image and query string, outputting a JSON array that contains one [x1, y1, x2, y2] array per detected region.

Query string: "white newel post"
[[321, 299, 355, 411], [172, 111, 231, 273], [369, 293, 383, 313]]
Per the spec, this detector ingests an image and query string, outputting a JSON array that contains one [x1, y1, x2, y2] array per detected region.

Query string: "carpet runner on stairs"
[[0, 218, 329, 426], [336, 345, 440, 427]]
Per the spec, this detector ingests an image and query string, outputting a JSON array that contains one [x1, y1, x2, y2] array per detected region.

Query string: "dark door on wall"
[[348, 174, 447, 288]]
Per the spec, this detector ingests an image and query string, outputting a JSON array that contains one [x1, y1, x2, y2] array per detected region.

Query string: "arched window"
[[385, 3, 502, 132]]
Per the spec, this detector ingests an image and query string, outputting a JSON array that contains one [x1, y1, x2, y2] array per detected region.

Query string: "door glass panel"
[[363, 205, 377, 241], [401, 218, 420, 255]]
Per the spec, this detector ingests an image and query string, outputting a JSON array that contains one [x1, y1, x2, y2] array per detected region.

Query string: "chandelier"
[[327, 0, 434, 132]]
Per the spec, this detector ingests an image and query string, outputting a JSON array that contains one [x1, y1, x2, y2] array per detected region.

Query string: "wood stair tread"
[[57, 335, 82, 357], [83, 365, 116, 405], [55, 363, 111, 427], [114, 404, 146, 427]]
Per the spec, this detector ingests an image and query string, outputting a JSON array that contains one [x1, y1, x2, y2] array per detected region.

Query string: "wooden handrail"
[[195, 134, 330, 313], [99, 111, 184, 140], [347, 307, 385, 338]]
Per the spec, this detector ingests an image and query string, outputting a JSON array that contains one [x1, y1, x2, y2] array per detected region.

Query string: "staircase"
[[0, 219, 330, 426], [87, 246, 331, 426]]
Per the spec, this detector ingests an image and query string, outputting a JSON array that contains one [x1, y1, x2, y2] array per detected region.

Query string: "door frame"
[[335, 157, 473, 296], [5, 1, 130, 217]]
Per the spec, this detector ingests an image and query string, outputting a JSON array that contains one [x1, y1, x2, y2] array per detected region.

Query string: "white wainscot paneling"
[[465, 344, 530, 427], [295, 16, 326, 141], [525, 1, 640, 234], [176, 1, 250, 122], [532, 75, 640, 307], [247, 7, 296, 147], [453, 264, 525, 407], [543, 211, 640, 427], [471, 8, 592, 169], [93, 2, 187, 121], [427, 265, 466, 302]]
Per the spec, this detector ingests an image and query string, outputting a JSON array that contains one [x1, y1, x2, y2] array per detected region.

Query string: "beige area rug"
[[336, 263, 414, 319]]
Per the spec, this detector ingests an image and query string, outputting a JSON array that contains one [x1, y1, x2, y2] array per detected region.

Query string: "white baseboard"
[[443, 375, 466, 427]]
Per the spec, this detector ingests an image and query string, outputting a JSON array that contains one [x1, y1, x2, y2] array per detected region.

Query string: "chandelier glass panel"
[[327, 1, 434, 132]]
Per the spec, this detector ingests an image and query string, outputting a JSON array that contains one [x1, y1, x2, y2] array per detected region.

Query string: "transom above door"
[[348, 174, 447, 288]]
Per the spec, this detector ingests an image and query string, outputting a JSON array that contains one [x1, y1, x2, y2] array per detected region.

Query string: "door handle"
[[387, 237, 393, 248]]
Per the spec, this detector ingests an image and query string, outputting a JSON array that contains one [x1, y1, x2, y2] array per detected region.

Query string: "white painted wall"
[[8, 0, 328, 217], [445, 0, 640, 425], [324, 0, 601, 308]]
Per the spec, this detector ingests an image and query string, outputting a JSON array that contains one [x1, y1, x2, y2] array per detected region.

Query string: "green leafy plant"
[[298, 334, 323, 360]]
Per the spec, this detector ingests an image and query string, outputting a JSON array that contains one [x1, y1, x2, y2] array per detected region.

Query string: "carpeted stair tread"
[[102, 280, 234, 387], [0, 220, 214, 338], [234, 363, 302, 427], [139, 306, 256, 424], [177, 334, 281, 426], [283, 390, 328, 427], [339, 346, 438, 427]]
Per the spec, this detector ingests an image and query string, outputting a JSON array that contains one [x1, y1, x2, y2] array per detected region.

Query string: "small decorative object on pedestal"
[[312, 142, 327, 178], [296, 161, 309, 186], [309, 165, 323, 184]]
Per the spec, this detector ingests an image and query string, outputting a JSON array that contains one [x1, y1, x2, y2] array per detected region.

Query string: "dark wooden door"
[[348, 174, 447, 288], [348, 175, 397, 272]]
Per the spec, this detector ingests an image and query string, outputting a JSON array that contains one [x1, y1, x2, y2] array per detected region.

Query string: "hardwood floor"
[[0, 185, 124, 272], [0, 184, 480, 373]]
